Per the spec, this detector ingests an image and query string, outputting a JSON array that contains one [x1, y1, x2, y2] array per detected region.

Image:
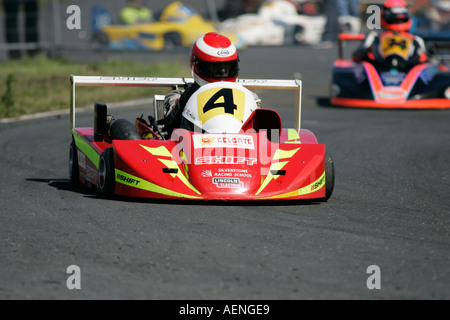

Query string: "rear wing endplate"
[[70, 76, 303, 130], [338, 33, 365, 60]]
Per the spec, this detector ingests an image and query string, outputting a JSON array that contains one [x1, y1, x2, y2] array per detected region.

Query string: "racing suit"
[[158, 82, 261, 139], [120, 5, 152, 25], [158, 82, 200, 138], [352, 30, 428, 70]]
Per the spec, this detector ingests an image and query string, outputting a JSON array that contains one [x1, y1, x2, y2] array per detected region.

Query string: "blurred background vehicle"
[[218, 0, 328, 46], [91, 1, 243, 50], [1, 0, 449, 60]]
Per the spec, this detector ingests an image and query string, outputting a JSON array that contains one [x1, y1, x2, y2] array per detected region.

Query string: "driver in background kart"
[[157, 32, 260, 139], [120, 0, 153, 25], [352, 0, 428, 70]]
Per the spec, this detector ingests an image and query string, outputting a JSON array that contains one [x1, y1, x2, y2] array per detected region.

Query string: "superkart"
[[69, 76, 334, 201], [330, 33, 450, 109]]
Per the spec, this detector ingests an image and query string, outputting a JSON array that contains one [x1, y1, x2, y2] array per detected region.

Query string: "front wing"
[[72, 128, 327, 201]]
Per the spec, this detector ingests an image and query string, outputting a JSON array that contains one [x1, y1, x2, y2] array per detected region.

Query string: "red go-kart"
[[69, 76, 334, 201]]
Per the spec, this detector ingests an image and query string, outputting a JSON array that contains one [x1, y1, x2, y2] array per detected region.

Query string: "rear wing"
[[70, 76, 303, 130], [414, 32, 450, 65]]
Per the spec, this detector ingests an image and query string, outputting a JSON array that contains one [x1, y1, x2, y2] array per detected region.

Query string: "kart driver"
[[352, 0, 428, 70], [105, 33, 260, 141], [157, 32, 260, 139], [120, 0, 153, 25]]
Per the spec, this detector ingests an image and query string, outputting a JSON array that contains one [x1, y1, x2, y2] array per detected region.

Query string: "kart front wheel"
[[98, 148, 115, 196], [69, 138, 80, 186], [325, 152, 335, 201]]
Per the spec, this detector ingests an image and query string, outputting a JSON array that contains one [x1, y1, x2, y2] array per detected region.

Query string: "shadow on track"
[[26, 178, 325, 207], [316, 96, 352, 110]]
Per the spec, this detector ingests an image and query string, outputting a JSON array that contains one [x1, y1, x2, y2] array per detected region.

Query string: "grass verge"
[[0, 55, 191, 119]]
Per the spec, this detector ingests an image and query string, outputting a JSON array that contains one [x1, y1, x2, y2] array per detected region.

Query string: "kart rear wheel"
[[69, 138, 80, 186], [98, 147, 115, 196], [163, 32, 182, 49], [109, 119, 141, 140], [293, 26, 305, 44], [92, 31, 109, 46], [325, 152, 335, 201]]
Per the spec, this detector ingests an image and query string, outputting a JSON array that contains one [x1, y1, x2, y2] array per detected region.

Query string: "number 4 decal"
[[197, 87, 246, 123], [203, 88, 237, 115]]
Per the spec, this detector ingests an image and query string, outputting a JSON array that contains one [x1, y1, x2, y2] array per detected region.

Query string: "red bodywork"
[[73, 126, 327, 201]]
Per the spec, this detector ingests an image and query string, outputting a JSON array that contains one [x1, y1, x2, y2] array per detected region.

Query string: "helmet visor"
[[384, 7, 410, 25], [195, 60, 239, 80]]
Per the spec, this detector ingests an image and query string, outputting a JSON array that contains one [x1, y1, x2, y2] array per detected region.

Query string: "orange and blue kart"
[[69, 76, 334, 201], [331, 33, 450, 109]]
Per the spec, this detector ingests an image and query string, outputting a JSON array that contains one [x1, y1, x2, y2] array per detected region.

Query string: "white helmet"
[[190, 32, 239, 86]]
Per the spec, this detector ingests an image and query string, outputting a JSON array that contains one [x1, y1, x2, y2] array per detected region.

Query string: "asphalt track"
[[0, 45, 449, 300]]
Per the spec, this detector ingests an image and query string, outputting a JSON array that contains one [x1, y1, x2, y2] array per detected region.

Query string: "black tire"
[[325, 152, 335, 201], [109, 119, 142, 140], [98, 147, 115, 196], [93, 31, 109, 45], [293, 25, 305, 44], [163, 32, 182, 49], [90, 31, 110, 50], [69, 138, 80, 186]]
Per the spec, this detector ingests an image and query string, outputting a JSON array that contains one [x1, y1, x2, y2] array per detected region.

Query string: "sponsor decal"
[[117, 173, 141, 186], [78, 152, 86, 170], [100, 77, 159, 82], [196, 135, 215, 147], [184, 108, 196, 121], [212, 177, 243, 189], [217, 50, 230, 56], [193, 134, 255, 150], [201, 170, 212, 177], [214, 172, 232, 177], [197, 88, 246, 123], [380, 71, 405, 86], [86, 166, 97, 185], [195, 156, 257, 165], [115, 169, 202, 199], [261, 171, 326, 199], [238, 79, 268, 84], [311, 175, 325, 191], [215, 168, 252, 178]]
